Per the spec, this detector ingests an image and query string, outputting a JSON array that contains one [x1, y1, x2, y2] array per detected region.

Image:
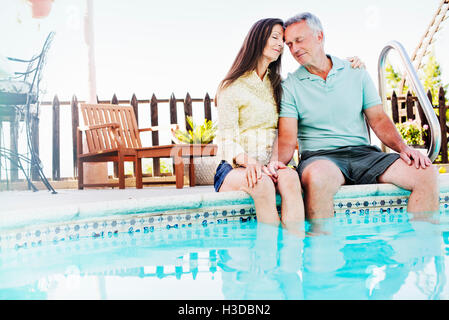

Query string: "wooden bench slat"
[[105, 105, 119, 149], [88, 105, 103, 152], [81, 106, 95, 153], [91, 105, 107, 150], [95, 106, 111, 150]]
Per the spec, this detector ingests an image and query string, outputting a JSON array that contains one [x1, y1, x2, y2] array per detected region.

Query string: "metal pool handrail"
[[378, 40, 441, 162]]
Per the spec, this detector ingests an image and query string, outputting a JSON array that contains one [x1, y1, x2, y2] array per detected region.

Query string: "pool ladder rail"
[[378, 40, 442, 162]]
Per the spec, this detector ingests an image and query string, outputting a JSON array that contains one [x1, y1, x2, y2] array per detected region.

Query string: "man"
[[268, 12, 439, 219]]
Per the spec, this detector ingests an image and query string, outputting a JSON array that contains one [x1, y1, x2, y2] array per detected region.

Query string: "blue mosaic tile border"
[[1, 193, 449, 251], [0, 205, 257, 251]]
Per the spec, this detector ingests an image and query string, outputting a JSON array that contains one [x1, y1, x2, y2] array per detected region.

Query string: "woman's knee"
[[248, 175, 276, 198], [277, 167, 301, 192]]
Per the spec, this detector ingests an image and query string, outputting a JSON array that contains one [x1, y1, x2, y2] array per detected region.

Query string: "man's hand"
[[264, 160, 287, 183], [364, 104, 431, 170], [399, 145, 432, 169]]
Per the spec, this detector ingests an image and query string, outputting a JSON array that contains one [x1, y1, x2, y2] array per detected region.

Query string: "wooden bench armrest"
[[78, 123, 121, 131], [138, 124, 180, 132]]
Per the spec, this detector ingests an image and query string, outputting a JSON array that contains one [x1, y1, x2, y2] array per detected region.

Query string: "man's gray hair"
[[284, 12, 324, 36]]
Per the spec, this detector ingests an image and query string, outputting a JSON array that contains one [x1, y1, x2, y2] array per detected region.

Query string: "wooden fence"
[[389, 86, 448, 163], [1, 86, 448, 184], [1, 92, 214, 182]]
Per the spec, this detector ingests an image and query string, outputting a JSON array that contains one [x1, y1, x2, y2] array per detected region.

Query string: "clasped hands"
[[242, 160, 287, 188]]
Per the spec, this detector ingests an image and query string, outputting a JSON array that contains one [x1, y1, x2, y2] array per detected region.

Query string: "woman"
[[214, 18, 363, 225]]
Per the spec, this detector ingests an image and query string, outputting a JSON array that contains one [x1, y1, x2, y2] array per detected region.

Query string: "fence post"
[[439, 86, 448, 163], [406, 91, 415, 120], [150, 94, 160, 176], [30, 109, 40, 181], [131, 93, 138, 125], [169, 93, 178, 174], [111, 94, 118, 105], [9, 113, 18, 182], [427, 90, 434, 116], [169, 93, 178, 126], [204, 93, 212, 121], [416, 92, 430, 149], [391, 91, 399, 123], [52, 95, 60, 181], [184, 92, 192, 131], [71, 95, 79, 178]]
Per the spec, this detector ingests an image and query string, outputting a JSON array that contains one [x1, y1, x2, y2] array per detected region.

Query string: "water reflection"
[[217, 212, 448, 299], [0, 211, 448, 299], [219, 222, 304, 299]]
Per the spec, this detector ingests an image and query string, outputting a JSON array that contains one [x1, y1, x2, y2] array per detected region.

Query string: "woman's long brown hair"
[[216, 18, 284, 111]]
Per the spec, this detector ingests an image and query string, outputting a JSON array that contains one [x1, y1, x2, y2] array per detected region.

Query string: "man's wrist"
[[397, 143, 410, 153]]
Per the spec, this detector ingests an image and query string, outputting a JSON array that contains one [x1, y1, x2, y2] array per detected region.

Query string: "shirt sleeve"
[[216, 86, 246, 166], [361, 70, 382, 109], [279, 82, 300, 119]]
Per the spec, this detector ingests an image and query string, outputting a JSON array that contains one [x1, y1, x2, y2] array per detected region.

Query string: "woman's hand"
[[234, 153, 267, 188], [347, 56, 366, 69], [244, 163, 265, 188]]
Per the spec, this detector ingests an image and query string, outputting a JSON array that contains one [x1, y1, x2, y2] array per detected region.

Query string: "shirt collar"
[[246, 69, 270, 83], [295, 55, 345, 80]]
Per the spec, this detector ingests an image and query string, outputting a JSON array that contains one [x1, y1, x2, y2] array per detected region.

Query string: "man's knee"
[[414, 165, 439, 189], [301, 160, 344, 192]]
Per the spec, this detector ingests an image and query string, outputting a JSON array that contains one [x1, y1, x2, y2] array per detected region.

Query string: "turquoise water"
[[0, 211, 448, 300]]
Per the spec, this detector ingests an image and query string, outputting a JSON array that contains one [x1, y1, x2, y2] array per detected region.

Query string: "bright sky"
[[1, 0, 449, 102]]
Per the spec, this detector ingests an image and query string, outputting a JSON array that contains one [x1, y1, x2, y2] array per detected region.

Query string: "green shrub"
[[395, 120, 428, 146], [173, 116, 217, 144]]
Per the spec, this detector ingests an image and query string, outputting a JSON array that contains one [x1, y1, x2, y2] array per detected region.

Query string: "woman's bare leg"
[[275, 167, 305, 222], [219, 168, 280, 224], [274, 167, 305, 237]]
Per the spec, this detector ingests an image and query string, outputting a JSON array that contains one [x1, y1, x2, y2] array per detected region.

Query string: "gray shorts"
[[297, 145, 401, 185]]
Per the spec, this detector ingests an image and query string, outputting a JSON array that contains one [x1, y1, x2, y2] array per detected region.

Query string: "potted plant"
[[28, 0, 54, 19], [172, 116, 218, 185], [395, 120, 429, 153]]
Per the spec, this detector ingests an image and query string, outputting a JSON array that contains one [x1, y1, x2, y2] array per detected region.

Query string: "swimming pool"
[[1, 175, 449, 300], [0, 207, 448, 300]]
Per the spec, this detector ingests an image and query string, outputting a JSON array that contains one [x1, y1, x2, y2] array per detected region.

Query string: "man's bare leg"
[[300, 160, 345, 220], [377, 159, 439, 213]]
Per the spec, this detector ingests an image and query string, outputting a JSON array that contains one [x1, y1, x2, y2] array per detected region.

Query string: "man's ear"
[[317, 31, 324, 43]]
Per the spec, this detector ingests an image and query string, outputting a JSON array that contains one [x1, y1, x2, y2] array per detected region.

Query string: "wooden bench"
[[77, 103, 217, 189]]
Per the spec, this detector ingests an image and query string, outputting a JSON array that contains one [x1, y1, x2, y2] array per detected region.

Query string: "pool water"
[[0, 211, 448, 300]]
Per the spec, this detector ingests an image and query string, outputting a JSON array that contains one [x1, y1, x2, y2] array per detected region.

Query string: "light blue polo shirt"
[[279, 55, 381, 152]]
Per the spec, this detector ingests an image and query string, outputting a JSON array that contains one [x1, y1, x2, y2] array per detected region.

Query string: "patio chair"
[[77, 103, 217, 189], [77, 103, 140, 189], [0, 31, 56, 193]]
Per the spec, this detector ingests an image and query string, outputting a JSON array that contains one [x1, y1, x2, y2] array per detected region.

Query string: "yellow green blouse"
[[216, 70, 278, 167]]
